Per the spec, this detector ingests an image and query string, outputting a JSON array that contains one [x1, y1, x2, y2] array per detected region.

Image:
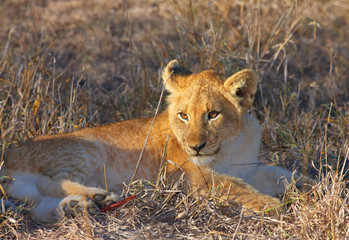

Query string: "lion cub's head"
[[162, 60, 258, 165]]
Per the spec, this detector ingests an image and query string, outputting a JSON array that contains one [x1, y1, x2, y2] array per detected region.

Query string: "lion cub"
[[1, 60, 296, 223]]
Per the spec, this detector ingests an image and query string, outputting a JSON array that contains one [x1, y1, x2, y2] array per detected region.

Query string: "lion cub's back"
[[3, 133, 106, 178]]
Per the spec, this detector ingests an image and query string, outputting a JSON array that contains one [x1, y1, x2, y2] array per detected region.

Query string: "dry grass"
[[0, 0, 348, 239]]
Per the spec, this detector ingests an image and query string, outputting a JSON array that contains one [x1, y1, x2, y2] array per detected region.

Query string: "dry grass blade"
[[128, 70, 174, 187]]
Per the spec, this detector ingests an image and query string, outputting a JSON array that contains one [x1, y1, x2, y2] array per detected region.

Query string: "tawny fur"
[[1, 60, 297, 223]]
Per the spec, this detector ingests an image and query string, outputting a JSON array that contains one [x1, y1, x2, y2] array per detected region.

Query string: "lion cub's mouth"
[[184, 145, 220, 165]]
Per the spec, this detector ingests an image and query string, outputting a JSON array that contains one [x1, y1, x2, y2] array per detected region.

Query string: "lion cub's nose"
[[189, 142, 207, 153]]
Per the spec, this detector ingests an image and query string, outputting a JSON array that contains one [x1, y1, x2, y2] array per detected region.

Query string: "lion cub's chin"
[[189, 156, 215, 166]]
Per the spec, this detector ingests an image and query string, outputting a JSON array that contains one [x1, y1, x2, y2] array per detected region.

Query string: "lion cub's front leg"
[[191, 168, 281, 212]]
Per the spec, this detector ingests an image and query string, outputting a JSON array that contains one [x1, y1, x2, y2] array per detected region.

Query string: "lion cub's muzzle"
[[184, 140, 219, 157], [185, 141, 219, 166], [189, 142, 207, 155]]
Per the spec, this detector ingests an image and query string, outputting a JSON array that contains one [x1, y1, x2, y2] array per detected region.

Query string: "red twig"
[[100, 195, 137, 213]]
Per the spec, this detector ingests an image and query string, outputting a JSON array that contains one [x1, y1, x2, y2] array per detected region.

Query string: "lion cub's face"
[[162, 60, 258, 166]]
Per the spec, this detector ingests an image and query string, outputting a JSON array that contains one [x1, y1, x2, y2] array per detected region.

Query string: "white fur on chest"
[[211, 114, 261, 179]]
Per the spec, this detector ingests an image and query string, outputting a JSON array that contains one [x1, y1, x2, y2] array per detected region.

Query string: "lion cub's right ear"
[[162, 60, 192, 92]]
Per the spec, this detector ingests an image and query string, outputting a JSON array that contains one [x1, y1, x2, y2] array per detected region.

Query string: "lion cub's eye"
[[208, 111, 220, 120], [178, 112, 189, 121]]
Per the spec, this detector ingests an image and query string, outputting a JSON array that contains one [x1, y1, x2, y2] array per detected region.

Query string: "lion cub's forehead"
[[179, 70, 225, 94], [168, 70, 229, 112]]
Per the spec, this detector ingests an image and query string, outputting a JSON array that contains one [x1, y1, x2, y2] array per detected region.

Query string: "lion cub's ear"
[[224, 69, 258, 112], [162, 60, 192, 92]]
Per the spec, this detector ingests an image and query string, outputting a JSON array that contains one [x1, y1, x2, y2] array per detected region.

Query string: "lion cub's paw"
[[92, 191, 121, 208], [242, 194, 281, 214], [61, 195, 99, 218], [60, 192, 121, 218]]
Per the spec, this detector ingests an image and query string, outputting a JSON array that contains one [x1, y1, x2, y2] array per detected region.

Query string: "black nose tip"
[[190, 142, 207, 153]]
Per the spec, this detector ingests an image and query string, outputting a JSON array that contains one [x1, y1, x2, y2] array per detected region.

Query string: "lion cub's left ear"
[[224, 69, 258, 112]]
